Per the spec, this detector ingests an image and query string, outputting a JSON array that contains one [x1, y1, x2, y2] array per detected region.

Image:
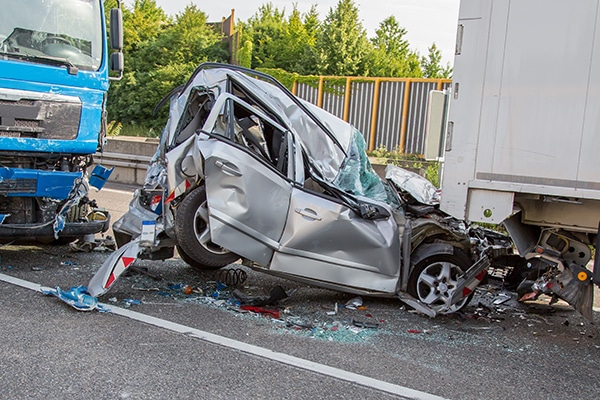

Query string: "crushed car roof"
[[160, 63, 355, 183]]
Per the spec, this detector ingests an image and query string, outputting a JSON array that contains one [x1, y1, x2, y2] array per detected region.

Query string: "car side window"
[[209, 97, 289, 176], [172, 88, 214, 147]]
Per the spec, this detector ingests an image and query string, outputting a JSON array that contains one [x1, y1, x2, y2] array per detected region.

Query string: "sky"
[[124, 0, 461, 65]]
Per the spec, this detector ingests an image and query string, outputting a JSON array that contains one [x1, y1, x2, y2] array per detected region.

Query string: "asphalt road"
[[0, 183, 599, 400]]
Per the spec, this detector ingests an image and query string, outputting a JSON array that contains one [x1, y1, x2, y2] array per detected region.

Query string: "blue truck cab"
[[0, 0, 123, 241]]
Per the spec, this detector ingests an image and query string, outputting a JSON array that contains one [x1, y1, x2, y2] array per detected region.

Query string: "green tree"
[[315, 0, 371, 76], [241, 3, 320, 74], [107, 3, 228, 131], [366, 16, 422, 77], [282, 7, 318, 73], [122, 0, 168, 53], [244, 3, 287, 69], [421, 43, 452, 78], [294, 5, 320, 75]]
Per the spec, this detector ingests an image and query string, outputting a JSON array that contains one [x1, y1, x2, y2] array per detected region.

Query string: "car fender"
[[409, 242, 455, 269]]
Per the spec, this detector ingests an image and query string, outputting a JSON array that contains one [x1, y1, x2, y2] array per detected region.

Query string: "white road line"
[[99, 187, 135, 195], [0, 272, 447, 400]]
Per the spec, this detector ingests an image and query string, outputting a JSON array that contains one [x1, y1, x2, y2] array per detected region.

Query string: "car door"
[[271, 170, 402, 294], [199, 95, 293, 266]]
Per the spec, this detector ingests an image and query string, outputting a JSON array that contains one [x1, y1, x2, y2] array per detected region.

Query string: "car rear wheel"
[[408, 249, 473, 314], [175, 185, 239, 270]]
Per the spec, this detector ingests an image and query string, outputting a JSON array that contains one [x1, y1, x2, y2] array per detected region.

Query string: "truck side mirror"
[[109, 7, 124, 79], [110, 8, 123, 51], [110, 52, 124, 73]]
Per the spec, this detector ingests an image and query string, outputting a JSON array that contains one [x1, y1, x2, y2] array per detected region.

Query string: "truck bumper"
[[0, 219, 110, 238]]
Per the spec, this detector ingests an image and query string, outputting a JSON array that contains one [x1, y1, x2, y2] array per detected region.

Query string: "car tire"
[[175, 185, 239, 270], [408, 248, 473, 314]]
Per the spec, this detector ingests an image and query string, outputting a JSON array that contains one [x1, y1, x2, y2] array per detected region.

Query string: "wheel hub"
[[437, 282, 449, 294]]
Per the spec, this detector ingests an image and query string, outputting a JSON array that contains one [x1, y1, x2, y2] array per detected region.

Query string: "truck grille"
[[0, 95, 81, 140], [0, 178, 36, 194]]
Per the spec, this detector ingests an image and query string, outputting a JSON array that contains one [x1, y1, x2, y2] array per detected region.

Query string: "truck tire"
[[174, 185, 239, 270], [408, 248, 473, 314]]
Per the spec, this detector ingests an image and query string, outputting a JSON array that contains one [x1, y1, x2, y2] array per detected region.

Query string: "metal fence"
[[293, 77, 451, 155]]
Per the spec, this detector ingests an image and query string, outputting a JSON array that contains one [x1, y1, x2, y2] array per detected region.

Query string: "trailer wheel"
[[175, 185, 239, 270], [408, 249, 473, 314]]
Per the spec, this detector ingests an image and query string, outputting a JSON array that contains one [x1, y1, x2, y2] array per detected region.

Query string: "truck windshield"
[[0, 0, 103, 71]]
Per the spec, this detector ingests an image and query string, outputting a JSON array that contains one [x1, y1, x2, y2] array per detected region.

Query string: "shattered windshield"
[[333, 129, 398, 206], [0, 0, 103, 70]]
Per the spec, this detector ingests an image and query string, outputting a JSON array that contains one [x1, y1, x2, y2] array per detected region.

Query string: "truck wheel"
[[175, 185, 239, 270], [408, 249, 473, 314]]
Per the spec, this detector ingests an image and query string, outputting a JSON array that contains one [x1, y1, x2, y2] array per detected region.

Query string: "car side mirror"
[[359, 202, 390, 220]]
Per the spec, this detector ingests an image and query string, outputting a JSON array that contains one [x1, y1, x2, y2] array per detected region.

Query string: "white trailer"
[[437, 0, 600, 318]]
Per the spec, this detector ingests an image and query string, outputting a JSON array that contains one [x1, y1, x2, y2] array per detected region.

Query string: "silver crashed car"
[[89, 63, 510, 316]]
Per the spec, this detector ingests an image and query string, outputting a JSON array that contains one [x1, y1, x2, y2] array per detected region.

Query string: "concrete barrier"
[[95, 136, 158, 186]]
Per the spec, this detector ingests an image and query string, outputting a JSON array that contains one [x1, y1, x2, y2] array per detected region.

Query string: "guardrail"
[[94, 151, 152, 186]]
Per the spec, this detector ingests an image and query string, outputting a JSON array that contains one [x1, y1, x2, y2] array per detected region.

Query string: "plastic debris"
[[69, 236, 116, 253], [233, 285, 290, 306], [60, 260, 78, 266], [124, 298, 142, 306], [493, 293, 512, 305], [324, 302, 339, 316], [352, 319, 379, 329], [286, 320, 314, 330], [345, 296, 363, 310], [240, 305, 281, 319], [41, 285, 107, 312]]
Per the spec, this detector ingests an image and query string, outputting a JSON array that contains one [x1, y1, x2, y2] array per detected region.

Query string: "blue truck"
[[0, 0, 123, 242]]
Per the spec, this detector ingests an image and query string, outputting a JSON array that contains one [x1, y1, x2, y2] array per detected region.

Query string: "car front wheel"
[[408, 249, 473, 314], [175, 185, 239, 270]]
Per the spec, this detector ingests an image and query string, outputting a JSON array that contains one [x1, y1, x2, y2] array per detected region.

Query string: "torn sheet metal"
[[88, 164, 114, 190], [41, 285, 107, 312], [53, 178, 88, 238], [385, 164, 440, 205], [88, 239, 140, 297]]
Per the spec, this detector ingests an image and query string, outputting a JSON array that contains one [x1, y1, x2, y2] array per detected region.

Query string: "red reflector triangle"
[[122, 257, 136, 268], [165, 191, 175, 204], [105, 273, 115, 289]]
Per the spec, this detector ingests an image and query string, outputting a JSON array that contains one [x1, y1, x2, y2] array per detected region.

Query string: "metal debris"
[[41, 285, 107, 312]]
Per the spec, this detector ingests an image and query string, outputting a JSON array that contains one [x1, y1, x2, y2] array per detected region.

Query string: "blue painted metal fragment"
[[89, 164, 114, 190], [41, 285, 108, 312]]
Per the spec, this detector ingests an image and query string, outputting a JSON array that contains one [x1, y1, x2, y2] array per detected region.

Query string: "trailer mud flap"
[[450, 256, 490, 306], [550, 265, 594, 321], [88, 239, 140, 297]]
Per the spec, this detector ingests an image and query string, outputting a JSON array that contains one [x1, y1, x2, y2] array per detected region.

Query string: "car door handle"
[[215, 160, 242, 177], [294, 208, 322, 221]]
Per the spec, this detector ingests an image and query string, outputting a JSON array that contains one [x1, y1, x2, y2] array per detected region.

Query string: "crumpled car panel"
[[95, 63, 510, 317]]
